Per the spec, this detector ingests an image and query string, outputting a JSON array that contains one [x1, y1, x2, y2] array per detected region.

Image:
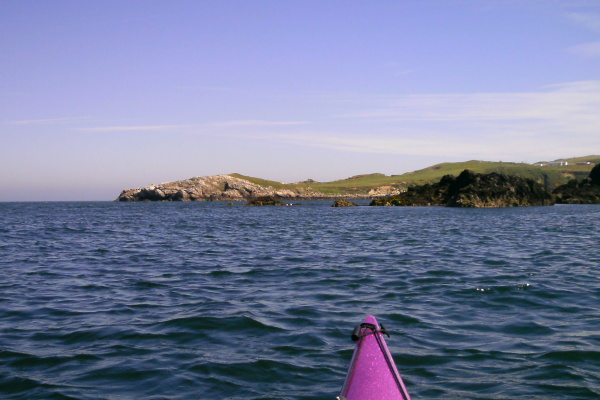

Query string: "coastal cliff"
[[553, 164, 600, 204], [115, 158, 597, 203], [370, 169, 554, 208], [116, 175, 329, 201]]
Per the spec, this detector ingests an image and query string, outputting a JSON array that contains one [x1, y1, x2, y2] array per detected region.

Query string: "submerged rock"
[[553, 164, 600, 204], [371, 169, 554, 208]]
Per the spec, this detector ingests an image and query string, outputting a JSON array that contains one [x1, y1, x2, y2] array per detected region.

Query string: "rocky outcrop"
[[369, 180, 447, 206], [592, 164, 600, 185], [445, 170, 554, 207], [332, 199, 358, 207], [553, 164, 600, 204], [245, 196, 289, 206], [368, 185, 402, 197], [370, 169, 554, 208], [116, 175, 308, 202]]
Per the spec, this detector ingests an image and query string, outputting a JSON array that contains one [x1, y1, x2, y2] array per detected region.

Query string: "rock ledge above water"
[[331, 199, 358, 207], [553, 164, 600, 204], [370, 169, 554, 208]]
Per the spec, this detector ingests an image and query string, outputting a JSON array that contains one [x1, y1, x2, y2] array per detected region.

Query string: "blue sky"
[[1, 0, 599, 201]]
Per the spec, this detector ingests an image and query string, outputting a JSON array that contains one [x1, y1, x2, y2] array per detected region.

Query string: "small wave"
[[530, 382, 599, 398], [523, 363, 586, 382], [154, 315, 286, 335], [500, 321, 555, 336], [32, 326, 127, 345], [284, 306, 321, 318], [134, 280, 168, 289], [35, 306, 88, 318], [208, 269, 235, 277], [426, 269, 464, 277], [4, 351, 101, 370], [482, 259, 511, 266], [389, 313, 422, 326], [397, 352, 454, 367], [0, 374, 71, 398], [284, 256, 315, 263], [538, 349, 600, 363], [79, 283, 110, 290], [191, 358, 330, 389], [208, 267, 264, 277], [24, 270, 62, 277]]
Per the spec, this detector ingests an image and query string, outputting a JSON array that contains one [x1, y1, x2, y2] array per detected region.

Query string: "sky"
[[1, 0, 600, 201]]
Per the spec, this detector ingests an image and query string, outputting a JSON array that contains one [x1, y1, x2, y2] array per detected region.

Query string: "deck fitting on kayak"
[[351, 322, 390, 341], [339, 316, 411, 400]]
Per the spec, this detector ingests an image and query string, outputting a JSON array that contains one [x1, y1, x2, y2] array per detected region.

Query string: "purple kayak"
[[338, 315, 411, 400]]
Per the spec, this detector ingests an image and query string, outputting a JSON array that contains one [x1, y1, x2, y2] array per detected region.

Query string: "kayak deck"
[[338, 315, 411, 400]]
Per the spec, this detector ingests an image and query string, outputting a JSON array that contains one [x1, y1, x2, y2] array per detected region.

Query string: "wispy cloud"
[[78, 120, 309, 134], [5, 116, 91, 125], [568, 12, 600, 57], [249, 81, 600, 162], [263, 131, 504, 159], [208, 120, 309, 129], [16, 82, 596, 165], [79, 124, 192, 132], [336, 81, 600, 123], [570, 12, 600, 33], [569, 40, 600, 57]]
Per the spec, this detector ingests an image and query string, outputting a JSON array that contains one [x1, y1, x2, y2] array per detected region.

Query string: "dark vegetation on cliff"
[[553, 164, 600, 204], [370, 169, 555, 208]]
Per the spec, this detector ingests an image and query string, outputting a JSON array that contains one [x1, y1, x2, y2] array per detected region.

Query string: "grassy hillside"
[[229, 156, 599, 196], [550, 155, 600, 164], [392, 158, 597, 188], [228, 173, 289, 190]]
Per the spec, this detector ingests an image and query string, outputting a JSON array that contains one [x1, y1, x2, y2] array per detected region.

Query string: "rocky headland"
[[370, 169, 554, 208], [116, 175, 330, 202], [115, 160, 598, 206], [553, 164, 600, 204]]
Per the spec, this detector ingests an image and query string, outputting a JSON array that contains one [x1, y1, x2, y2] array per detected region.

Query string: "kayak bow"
[[338, 315, 411, 400]]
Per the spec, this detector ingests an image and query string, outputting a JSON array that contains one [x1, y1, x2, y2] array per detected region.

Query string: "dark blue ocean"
[[1, 201, 598, 399]]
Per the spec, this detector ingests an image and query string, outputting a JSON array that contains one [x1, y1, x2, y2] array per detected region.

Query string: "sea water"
[[0, 201, 598, 399]]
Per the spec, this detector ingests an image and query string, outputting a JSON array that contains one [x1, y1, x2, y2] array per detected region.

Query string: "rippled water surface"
[[1, 201, 599, 399]]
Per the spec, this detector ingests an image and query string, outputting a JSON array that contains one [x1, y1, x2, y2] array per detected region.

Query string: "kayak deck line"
[[338, 315, 411, 400], [351, 322, 390, 341]]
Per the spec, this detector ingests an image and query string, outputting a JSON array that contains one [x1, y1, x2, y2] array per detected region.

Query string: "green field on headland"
[[230, 155, 600, 196]]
